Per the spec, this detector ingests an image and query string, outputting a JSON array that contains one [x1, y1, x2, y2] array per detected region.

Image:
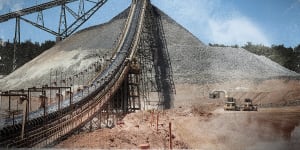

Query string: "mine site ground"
[[54, 80, 300, 150], [0, 5, 300, 149], [55, 103, 300, 150], [1, 79, 300, 149]]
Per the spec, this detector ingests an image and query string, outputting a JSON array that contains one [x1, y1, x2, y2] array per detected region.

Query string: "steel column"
[[13, 17, 20, 71]]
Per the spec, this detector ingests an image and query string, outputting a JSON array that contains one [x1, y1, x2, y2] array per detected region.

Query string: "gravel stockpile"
[[0, 18, 126, 90], [158, 8, 299, 84], [0, 6, 298, 90]]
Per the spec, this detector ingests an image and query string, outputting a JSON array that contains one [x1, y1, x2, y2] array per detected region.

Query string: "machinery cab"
[[209, 93, 220, 99], [240, 98, 257, 111], [224, 97, 238, 111]]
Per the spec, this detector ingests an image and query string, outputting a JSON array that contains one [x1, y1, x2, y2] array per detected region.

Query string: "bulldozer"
[[240, 98, 257, 111], [224, 97, 239, 111], [209, 90, 239, 111]]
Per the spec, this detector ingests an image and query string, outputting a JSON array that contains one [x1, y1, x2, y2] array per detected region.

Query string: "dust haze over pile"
[[194, 110, 300, 150]]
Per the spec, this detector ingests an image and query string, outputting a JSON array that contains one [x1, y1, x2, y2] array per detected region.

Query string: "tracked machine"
[[209, 90, 239, 111], [240, 98, 257, 111], [223, 97, 239, 111]]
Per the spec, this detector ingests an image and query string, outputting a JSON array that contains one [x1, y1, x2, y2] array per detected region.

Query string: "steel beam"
[[0, 0, 77, 23], [36, 10, 44, 27], [61, 0, 108, 37], [13, 17, 20, 71], [1, 0, 109, 41], [20, 17, 60, 36], [78, 0, 85, 17], [59, 4, 67, 38]]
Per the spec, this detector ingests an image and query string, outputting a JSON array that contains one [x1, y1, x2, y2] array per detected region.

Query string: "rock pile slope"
[[157, 7, 298, 83], [0, 18, 126, 90], [0, 6, 298, 90]]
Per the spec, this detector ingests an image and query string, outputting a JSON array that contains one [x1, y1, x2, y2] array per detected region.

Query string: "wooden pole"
[[169, 122, 172, 150], [21, 99, 28, 139], [8, 96, 11, 113], [151, 110, 154, 127], [156, 112, 159, 132]]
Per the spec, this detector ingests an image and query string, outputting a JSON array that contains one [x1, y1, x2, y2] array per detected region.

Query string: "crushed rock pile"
[[0, 17, 126, 90], [0, 6, 298, 90], [157, 7, 298, 84]]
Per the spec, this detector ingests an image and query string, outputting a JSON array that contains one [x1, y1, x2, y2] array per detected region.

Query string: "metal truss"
[[0, 0, 77, 23], [137, 4, 176, 109], [0, 0, 109, 71]]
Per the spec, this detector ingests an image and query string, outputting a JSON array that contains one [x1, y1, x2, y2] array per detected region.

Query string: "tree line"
[[0, 40, 55, 75], [0, 39, 299, 75], [209, 42, 300, 73]]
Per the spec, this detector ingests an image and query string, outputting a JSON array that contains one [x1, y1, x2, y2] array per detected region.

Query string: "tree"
[[294, 44, 300, 52], [0, 40, 55, 75]]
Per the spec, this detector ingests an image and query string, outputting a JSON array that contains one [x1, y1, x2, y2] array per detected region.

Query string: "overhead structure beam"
[[0, 0, 109, 40], [78, 0, 85, 17], [0, 0, 77, 23], [36, 10, 44, 27], [61, 0, 108, 38], [65, 6, 79, 19], [20, 17, 60, 36], [85, 0, 97, 4], [13, 17, 20, 71], [0, 0, 110, 71], [59, 4, 68, 38]]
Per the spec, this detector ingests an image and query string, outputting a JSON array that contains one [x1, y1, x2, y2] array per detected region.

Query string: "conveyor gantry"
[[0, 0, 77, 23]]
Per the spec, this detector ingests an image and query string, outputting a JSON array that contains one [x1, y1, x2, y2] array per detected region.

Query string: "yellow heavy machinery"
[[224, 97, 239, 111], [209, 90, 239, 111], [209, 90, 228, 99], [240, 98, 257, 111]]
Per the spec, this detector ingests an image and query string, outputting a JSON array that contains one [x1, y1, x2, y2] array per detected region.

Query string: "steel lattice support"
[[78, 0, 85, 17], [151, 6, 176, 108], [136, 4, 176, 109], [58, 4, 68, 40], [13, 17, 20, 71], [36, 0, 45, 27], [36, 10, 44, 27], [0, 0, 109, 71], [128, 72, 141, 111], [1, 0, 109, 43]]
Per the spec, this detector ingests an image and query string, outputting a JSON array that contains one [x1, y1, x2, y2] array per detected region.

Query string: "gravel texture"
[[159, 9, 299, 84], [0, 18, 126, 90], [0, 6, 298, 90]]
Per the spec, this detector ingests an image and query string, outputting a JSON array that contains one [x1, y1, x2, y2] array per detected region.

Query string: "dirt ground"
[[1, 79, 300, 149], [56, 79, 300, 149], [56, 104, 300, 149], [173, 79, 300, 107], [55, 80, 300, 150]]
